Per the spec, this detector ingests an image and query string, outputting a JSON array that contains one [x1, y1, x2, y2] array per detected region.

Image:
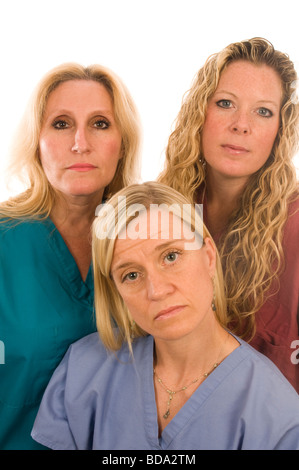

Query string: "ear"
[[203, 237, 216, 278]]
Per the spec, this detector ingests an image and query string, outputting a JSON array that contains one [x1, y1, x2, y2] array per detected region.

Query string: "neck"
[[205, 168, 247, 208], [49, 192, 103, 282], [153, 322, 230, 386], [50, 191, 103, 235], [204, 169, 247, 238]]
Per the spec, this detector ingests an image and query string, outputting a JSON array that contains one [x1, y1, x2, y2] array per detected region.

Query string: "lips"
[[222, 144, 249, 154], [67, 163, 97, 172], [155, 305, 186, 321]]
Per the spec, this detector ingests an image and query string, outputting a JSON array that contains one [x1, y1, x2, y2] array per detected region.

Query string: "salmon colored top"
[[202, 192, 299, 393]]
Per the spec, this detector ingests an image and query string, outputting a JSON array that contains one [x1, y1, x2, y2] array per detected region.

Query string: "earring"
[[211, 277, 216, 311], [199, 156, 206, 167], [130, 320, 136, 338]]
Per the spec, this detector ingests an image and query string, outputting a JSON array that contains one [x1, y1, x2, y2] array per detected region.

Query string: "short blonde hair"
[[92, 181, 228, 352], [1, 62, 141, 219]]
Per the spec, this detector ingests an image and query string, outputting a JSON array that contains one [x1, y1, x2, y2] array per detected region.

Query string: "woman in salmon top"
[[159, 38, 299, 391]]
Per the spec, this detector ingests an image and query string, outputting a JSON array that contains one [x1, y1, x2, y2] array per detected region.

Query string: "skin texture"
[[111, 209, 239, 433], [111, 210, 217, 344], [202, 61, 282, 186], [39, 79, 123, 281], [39, 80, 122, 202]]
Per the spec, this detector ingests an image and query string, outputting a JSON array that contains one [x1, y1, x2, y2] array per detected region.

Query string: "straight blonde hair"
[[1, 62, 141, 219], [92, 181, 229, 352]]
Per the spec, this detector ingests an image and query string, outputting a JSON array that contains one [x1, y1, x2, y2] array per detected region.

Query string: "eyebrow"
[[44, 109, 115, 120], [112, 240, 185, 273], [213, 90, 280, 107]]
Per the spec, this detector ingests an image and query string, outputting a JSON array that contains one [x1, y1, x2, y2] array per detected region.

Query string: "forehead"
[[45, 79, 113, 113], [216, 61, 283, 101], [115, 207, 203, 252]]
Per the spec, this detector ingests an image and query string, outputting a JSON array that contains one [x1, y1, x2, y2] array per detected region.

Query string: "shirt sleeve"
[[31, 348, 77, 450]]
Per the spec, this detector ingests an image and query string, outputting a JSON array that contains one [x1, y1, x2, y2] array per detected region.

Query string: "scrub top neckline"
[[40, 217, 93, 301], [142, 333, 243, 450]]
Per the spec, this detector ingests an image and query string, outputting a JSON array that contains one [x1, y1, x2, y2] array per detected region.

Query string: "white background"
[[0, 0, 298, 201]]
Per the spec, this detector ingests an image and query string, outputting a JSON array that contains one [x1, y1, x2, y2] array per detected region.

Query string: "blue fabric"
[[32, 332, 299, 450], [0, 218, 96, 449]]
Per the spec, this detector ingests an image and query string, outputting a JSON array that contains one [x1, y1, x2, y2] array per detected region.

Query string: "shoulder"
[[0, 217, 44, 234], [230, 336, 298, 398], [64, 333, 152, 381], [287, 194, 299, 220], [0, 217, 54, 245], [66, 332, 111, 367], [281, 195, 299, 247]]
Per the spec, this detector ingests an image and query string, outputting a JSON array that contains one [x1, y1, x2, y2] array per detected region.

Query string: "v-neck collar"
[[39, 217, 93, 302], [142, 334, 242, 450]]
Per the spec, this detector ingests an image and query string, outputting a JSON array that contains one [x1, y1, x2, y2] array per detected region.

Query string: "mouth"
[[67, 163, 97, 172], [221, 144, 249, 155], [155, 305, 186, 321]]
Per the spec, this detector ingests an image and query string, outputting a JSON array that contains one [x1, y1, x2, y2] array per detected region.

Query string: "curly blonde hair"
[[0, 62, 141, 220], [159, 38, 299, 340]]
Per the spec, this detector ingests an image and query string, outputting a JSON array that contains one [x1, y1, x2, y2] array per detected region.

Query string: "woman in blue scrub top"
[[0, 63, 141, 449], [32, 182, 299, 450]]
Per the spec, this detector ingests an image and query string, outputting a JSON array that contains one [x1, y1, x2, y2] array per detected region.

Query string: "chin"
[[60, 183, 104, 200]]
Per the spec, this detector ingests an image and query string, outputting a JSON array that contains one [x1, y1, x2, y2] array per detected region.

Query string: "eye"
[[216, 99, 232, 109], [122, 271, 139, 283], [52, 119, 69, 129], [93, 119, 110, 129], [257, 107, 273, 118], [163, 250, 181, 265]]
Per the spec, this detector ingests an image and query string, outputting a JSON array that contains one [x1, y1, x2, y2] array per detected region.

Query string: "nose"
[[146, 271, 175, 301], [71, 127, 90, 154], [230, 110, 251, 135]]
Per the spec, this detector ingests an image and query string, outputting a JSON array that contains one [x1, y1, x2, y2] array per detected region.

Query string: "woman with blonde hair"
[[0, 62, 141, 449], [159, 38, 299, 392], [31, 182, 299, 450]]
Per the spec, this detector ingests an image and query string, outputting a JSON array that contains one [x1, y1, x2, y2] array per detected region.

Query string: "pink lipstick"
[[68, 163, 96, 172]]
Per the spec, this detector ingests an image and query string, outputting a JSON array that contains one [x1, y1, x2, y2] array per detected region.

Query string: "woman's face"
[[110, 209, 217, 343], [201, 61, 282, 184], [39, 79, 122, 201]]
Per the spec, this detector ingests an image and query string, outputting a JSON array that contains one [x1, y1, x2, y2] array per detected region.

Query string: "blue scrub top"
[[0, 218, 96, 449], [32, 332, 299, 450]]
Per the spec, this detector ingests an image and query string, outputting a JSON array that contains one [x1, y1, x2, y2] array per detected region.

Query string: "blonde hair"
[[159, 38, 299, 339], [0, 62, 141, 219], [92, 181, 228, 352]]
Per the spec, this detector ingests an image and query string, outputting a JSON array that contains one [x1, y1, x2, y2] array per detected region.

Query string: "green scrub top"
[[0, 217, 97, 449]]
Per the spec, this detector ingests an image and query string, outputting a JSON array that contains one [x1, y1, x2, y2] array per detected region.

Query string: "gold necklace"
[[154, 332, 229, 420]]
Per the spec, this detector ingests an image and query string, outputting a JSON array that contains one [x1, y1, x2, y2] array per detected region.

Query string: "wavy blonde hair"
[[159, 38, 299, 340], [0, 62, 141, 219], [92, 181, 228, 352]]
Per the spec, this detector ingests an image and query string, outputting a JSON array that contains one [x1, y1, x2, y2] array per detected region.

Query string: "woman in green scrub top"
[[0, 63, 141, 449]]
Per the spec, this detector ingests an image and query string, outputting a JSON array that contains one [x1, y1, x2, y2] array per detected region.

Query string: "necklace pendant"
[[163, 409, 170, 419]]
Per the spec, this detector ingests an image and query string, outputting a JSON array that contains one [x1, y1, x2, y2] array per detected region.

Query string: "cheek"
[[261, 125, 279, 150], [117, 289, 139, 314], [39, 136, 60, 167], [255, 124, 279, 161], [120, 291, 149, 326], [99, 134, 122, 159], [201, 114, 222, 151]]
